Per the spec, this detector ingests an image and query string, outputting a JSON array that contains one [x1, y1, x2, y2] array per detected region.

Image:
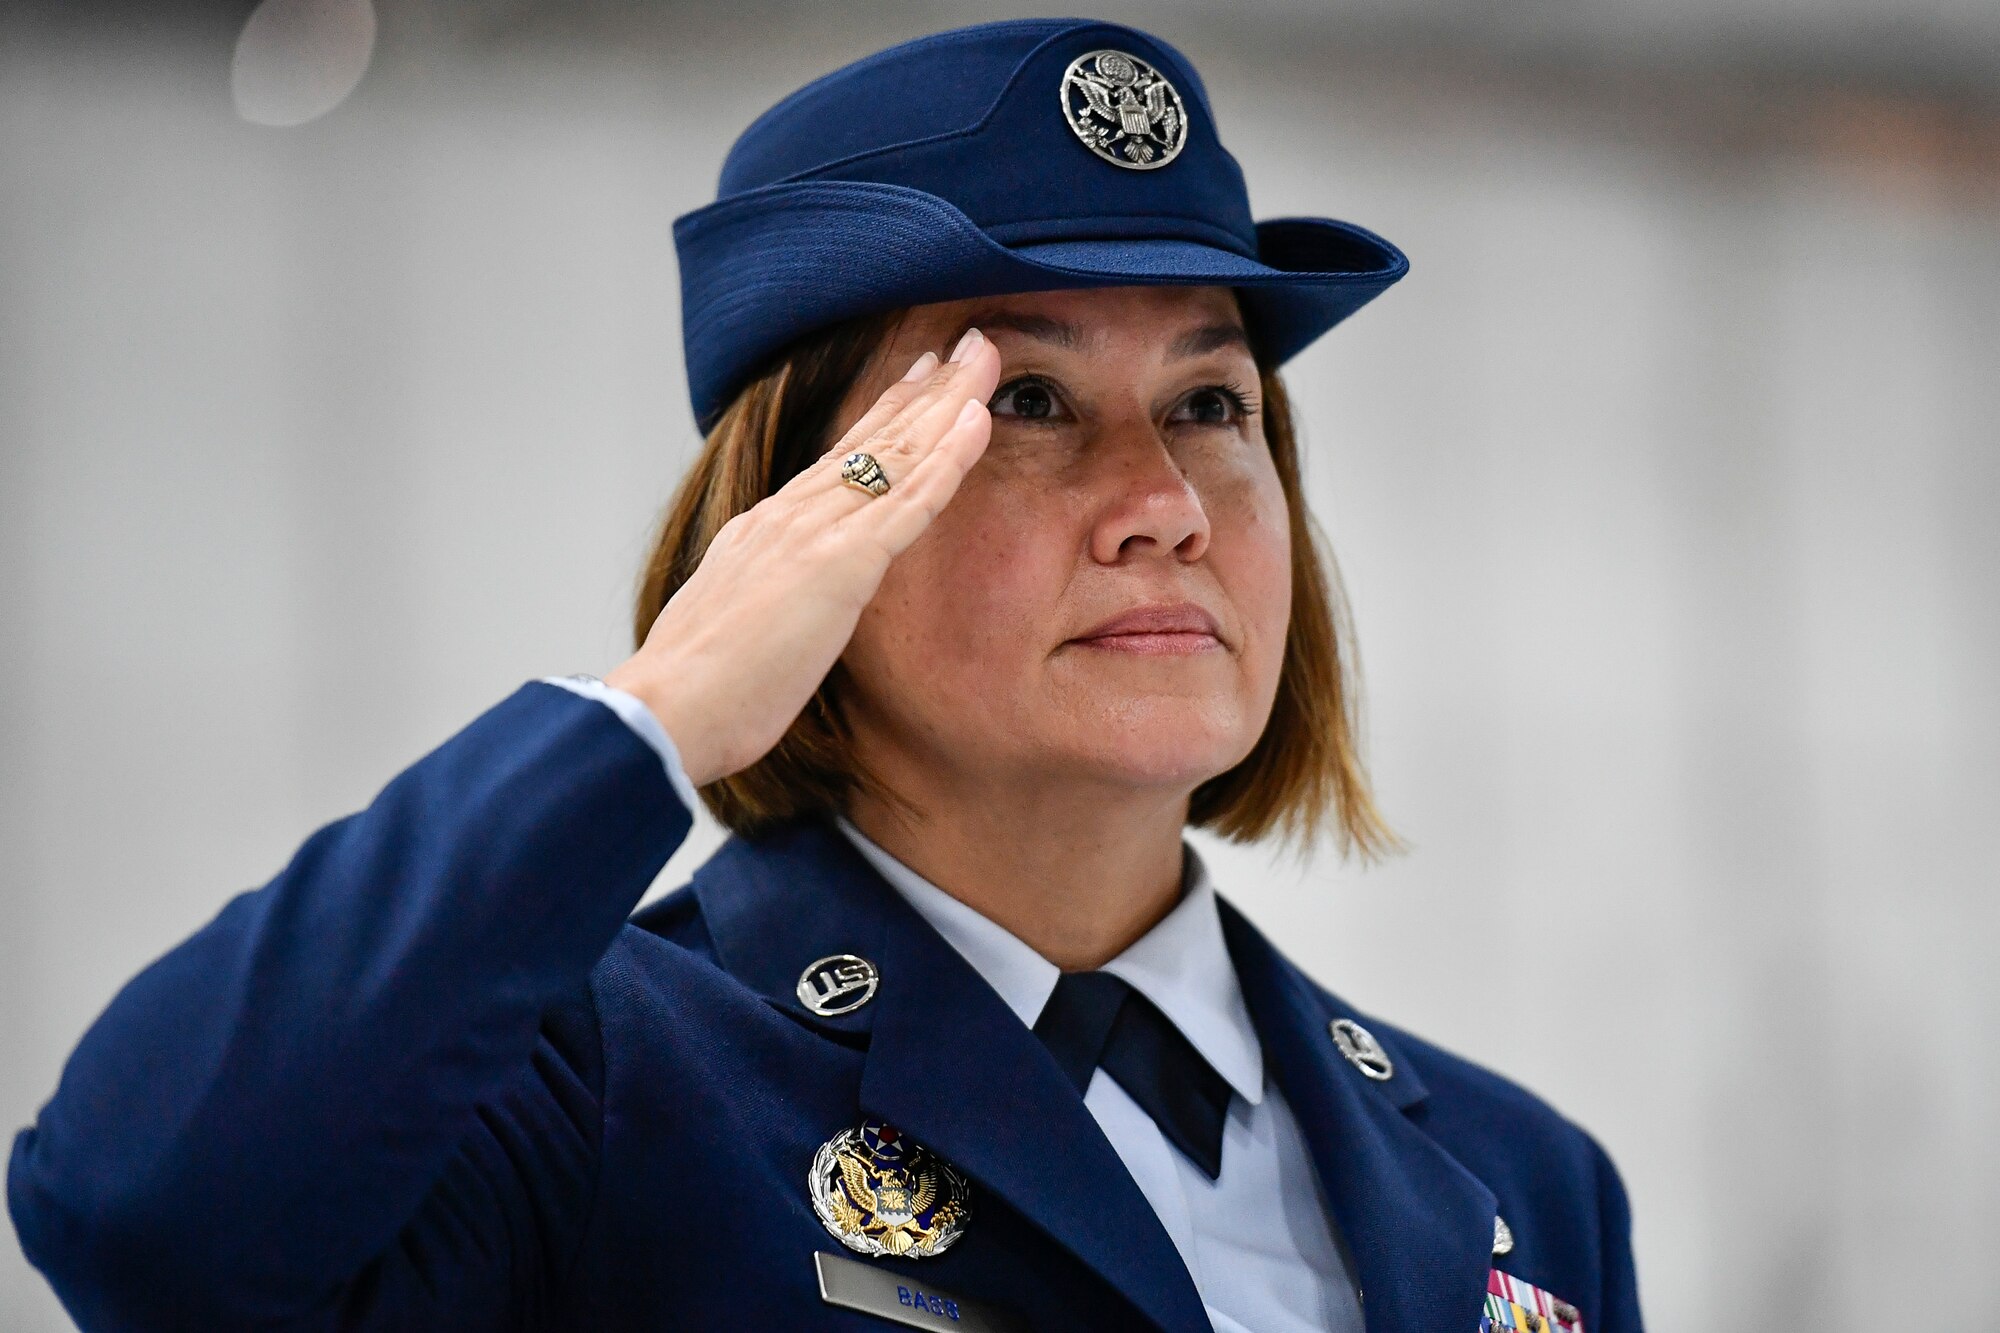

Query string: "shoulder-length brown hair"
[[632, 308, 1399, 860]]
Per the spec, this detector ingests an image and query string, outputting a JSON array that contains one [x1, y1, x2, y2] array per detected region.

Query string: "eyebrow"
[[953, 311, 1252, 361], [955, 312, 1080, 349], [1167, 322, 1252, 360]]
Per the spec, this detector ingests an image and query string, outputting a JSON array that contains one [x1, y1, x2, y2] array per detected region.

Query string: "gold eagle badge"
[[809, 1118, 971, 1259]]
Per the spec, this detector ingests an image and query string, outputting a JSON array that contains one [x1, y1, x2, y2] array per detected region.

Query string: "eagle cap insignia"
[[809, 1118, 971, 1259], [1060, 48, 1189, 170]]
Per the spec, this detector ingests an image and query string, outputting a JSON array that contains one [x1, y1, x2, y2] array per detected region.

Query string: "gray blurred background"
[[3, 1, 1996, 1329]]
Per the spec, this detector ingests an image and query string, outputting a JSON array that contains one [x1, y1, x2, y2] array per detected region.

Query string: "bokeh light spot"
[[231, 0, 377, 127]]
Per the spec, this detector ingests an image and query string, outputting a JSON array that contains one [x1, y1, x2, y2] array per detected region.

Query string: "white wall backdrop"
[[4, 7, 1996, 1330]]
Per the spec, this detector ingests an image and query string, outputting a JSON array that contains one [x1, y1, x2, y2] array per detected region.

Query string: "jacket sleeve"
[[6, 680, 695, 1331], [1587, 1131, 1645, 1333]]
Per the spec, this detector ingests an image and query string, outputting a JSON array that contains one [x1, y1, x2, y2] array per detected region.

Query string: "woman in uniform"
[[8, 18, 1643, 1333]]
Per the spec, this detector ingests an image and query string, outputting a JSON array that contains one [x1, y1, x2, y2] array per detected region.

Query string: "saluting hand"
[[606, 329, 1002, 789]]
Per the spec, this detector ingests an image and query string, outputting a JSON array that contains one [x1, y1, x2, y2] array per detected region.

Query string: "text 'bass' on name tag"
[[814, 1251, 1028, 1333]]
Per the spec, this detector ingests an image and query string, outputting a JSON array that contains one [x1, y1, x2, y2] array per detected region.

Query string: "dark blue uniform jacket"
[[9, 682, 1643, 1332]]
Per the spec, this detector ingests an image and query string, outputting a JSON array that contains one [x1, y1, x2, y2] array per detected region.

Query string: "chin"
[[1054, 715, 1253, 790]]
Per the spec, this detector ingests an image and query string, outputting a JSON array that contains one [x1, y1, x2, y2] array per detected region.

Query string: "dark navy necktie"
[[1031, 970, 1232, 1180]]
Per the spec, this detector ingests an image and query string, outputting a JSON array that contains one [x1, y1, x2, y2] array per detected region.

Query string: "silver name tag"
[[814, 1251, 1026, 1332]]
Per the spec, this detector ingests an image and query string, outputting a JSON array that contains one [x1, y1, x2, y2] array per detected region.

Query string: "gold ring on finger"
[[839, 451, 891, 498]]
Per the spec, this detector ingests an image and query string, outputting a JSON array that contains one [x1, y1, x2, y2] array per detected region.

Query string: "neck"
[[842, 749, 1192, 972]]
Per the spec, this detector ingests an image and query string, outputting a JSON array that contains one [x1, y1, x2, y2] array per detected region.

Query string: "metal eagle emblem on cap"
[[810, 1118, 971, 1259], [1060, 49, 1188, 170]]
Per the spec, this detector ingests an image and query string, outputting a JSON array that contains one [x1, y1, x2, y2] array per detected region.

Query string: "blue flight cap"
[[672, 17, 1408, 430]]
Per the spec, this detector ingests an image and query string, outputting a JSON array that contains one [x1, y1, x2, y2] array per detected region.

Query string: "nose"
[[1085, 417, 1212, 566]]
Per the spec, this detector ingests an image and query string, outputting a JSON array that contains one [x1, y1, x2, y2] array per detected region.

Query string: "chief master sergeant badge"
[[810, 1118, 972, 1259]]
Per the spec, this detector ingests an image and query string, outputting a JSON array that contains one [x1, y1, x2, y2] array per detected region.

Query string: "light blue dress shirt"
[[545, 674, 1366, 1333]]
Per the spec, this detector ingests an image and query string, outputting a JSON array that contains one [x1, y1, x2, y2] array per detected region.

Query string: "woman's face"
[[833, 285, 1292, 802]]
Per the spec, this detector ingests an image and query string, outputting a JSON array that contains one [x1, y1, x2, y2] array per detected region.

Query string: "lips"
[[1070, 602, 1223, 644]]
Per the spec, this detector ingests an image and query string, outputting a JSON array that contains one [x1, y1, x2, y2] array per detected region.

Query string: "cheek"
[[1208, 457, 1294, 651], [853, 475, 1071, 686]]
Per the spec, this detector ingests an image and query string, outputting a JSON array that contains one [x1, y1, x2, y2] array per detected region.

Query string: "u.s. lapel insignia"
[[810, 1118, 971, 1259], [798, 954, 879, 1016], [1483, 1269, 1585, 1333]]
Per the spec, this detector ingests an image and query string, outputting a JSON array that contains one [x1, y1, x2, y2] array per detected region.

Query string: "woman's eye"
[[990, 380, 1056, 420], [1175, 387, 1241, 426]]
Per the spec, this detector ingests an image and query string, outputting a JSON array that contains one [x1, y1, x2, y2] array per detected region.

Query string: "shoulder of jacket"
[[1384, 1017, 1566, 1118], [625, 882, 711, 952], [1332, 997, 1613, 1175], [578, 883, 728, 1002]]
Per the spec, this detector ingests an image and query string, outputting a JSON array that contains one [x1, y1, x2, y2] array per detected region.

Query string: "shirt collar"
[[832, 816, 1265, 1106]]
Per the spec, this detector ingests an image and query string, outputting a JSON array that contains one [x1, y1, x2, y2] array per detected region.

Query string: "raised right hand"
[[606, 328, 1001, 789]]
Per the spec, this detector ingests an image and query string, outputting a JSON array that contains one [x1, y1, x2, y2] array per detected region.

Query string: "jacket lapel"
[[692, 820, 1213, 1333], [1219, 898, 1496, 1333]]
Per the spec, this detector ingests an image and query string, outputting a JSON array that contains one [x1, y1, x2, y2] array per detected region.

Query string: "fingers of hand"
[[798, 331, 998, 495], [878, 331, 998, 448], [840, 393, 993, 557], [820, 349, 941, 460], [762, 351, 938, 507]]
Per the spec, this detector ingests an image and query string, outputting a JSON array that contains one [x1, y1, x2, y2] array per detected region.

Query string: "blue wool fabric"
[[673, 18, 1409, 427], [9, 683, 1643, 1331]]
